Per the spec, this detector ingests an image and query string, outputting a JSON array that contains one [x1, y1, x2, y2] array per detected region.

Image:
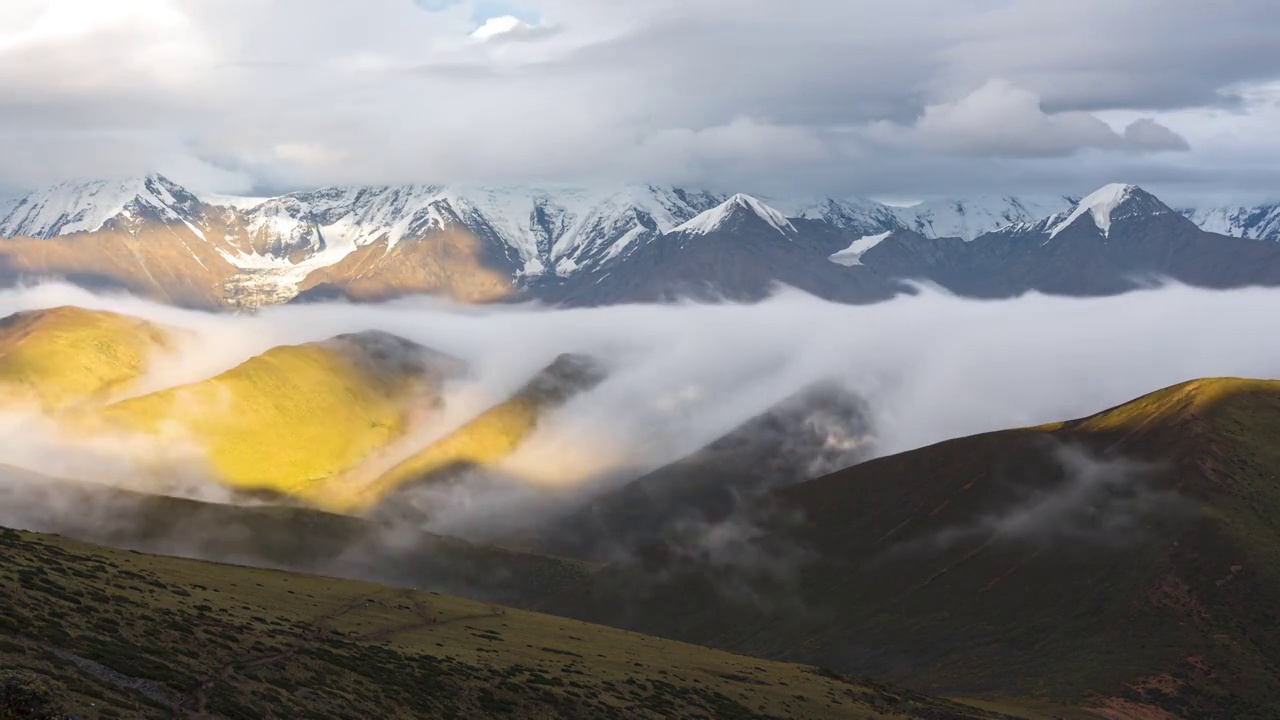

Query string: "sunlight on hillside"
[[84, 338, 443, 507], [0, 306, 174, 411], [1070, 377, 1280, 433], [331, 397, 541, 511]]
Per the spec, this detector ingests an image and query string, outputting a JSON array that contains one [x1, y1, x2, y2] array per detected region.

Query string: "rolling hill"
[[542, 378, 1280, 718], [526, 382, 874, 562], [4, 299, 1278, 716], [356, 353, 607, 513], [0, 304, 610, 511], [0, 306, 175, 412], [81, 331, 463, 508], [0, 526, 1008, 720], [0, 467, 592, 609]]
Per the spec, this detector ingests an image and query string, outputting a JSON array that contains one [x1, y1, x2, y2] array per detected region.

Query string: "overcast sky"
[[2, 0, 1279, 204]]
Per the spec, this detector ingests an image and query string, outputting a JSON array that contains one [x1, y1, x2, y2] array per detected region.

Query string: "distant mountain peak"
[[1047, 184, 1169, 239], [0, 174, 201, 239], [673, 193, 796, 236]]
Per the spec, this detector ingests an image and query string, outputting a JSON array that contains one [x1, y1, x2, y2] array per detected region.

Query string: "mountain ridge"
[[4, 174, 1280, 309]]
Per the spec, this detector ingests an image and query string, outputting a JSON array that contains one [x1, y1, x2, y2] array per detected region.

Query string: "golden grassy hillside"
[[0, 527, 1008, 719], [0, 306, 174, 412], [340, 354, 607, 511], [11, 310, 603, 513], [88, 332, 461, 507], [1061, 377, 1280, 434]]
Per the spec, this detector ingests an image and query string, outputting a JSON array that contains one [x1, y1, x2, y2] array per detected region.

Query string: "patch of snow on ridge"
[[217, 228, 365, 309], [674, 194, 795, 236], [829, 231, 893, 266], [1049, 184, 1136, 239]]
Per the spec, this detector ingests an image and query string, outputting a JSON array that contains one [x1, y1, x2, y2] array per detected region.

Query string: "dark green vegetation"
[[0, 527, 1008, 719], [1, 671, 66, 720], [543, 378, 1280, 719]]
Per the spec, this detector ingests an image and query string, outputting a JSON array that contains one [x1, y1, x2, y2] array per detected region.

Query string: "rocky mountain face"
[[2, 175, 1280, 308]]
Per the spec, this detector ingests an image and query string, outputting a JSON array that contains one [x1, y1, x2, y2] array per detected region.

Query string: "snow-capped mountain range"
[[1, 174, 1279, 308], [0, 175, 1083, 253]]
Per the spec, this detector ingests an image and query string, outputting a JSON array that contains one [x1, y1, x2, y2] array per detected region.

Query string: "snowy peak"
[[0, 174, 202, 239], [673, 194, 796, 237], [1047, 184, 1171, 239], [542, 185, 725, 273], [229, 183, 728, 277], [897, 195, 1078, 240]]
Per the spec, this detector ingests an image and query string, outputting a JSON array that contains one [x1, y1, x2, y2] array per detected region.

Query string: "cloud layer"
[[2, 280, 1280, 486], [0, 0, 1278, 201], [0, 280, 1276, 585]]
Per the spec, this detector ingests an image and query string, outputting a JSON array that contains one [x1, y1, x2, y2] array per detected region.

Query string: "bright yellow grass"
[[0, 306, 173, 411], [92, 341, 433, 504]]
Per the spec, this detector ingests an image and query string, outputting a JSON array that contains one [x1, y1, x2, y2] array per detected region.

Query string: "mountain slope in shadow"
[[543, 378, 1280, 718]]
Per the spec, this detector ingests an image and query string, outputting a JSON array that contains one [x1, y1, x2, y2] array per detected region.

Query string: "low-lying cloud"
[[0, 280, 1277, 578], [1, 280, 1280, 480], [924, 442, 1191, 552]]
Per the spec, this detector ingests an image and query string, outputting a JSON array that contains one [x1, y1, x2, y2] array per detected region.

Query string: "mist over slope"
[[1, 281, 1279, 718], [1, 280, 1280, 514], [544, 378, 1280, 717]]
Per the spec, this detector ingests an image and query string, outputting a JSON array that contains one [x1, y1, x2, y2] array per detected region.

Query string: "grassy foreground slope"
[[0, 307, 173, 411], [545, 378, 1280, 719], [0, 528, 1006, 720]]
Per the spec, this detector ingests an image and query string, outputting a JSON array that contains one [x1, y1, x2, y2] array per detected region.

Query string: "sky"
[[1, 0, 1279, 204]]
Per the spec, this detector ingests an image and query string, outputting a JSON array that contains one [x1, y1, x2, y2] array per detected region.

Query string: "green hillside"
[[0, 527, 1006, 720], [543, 378, 1280, 719]]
